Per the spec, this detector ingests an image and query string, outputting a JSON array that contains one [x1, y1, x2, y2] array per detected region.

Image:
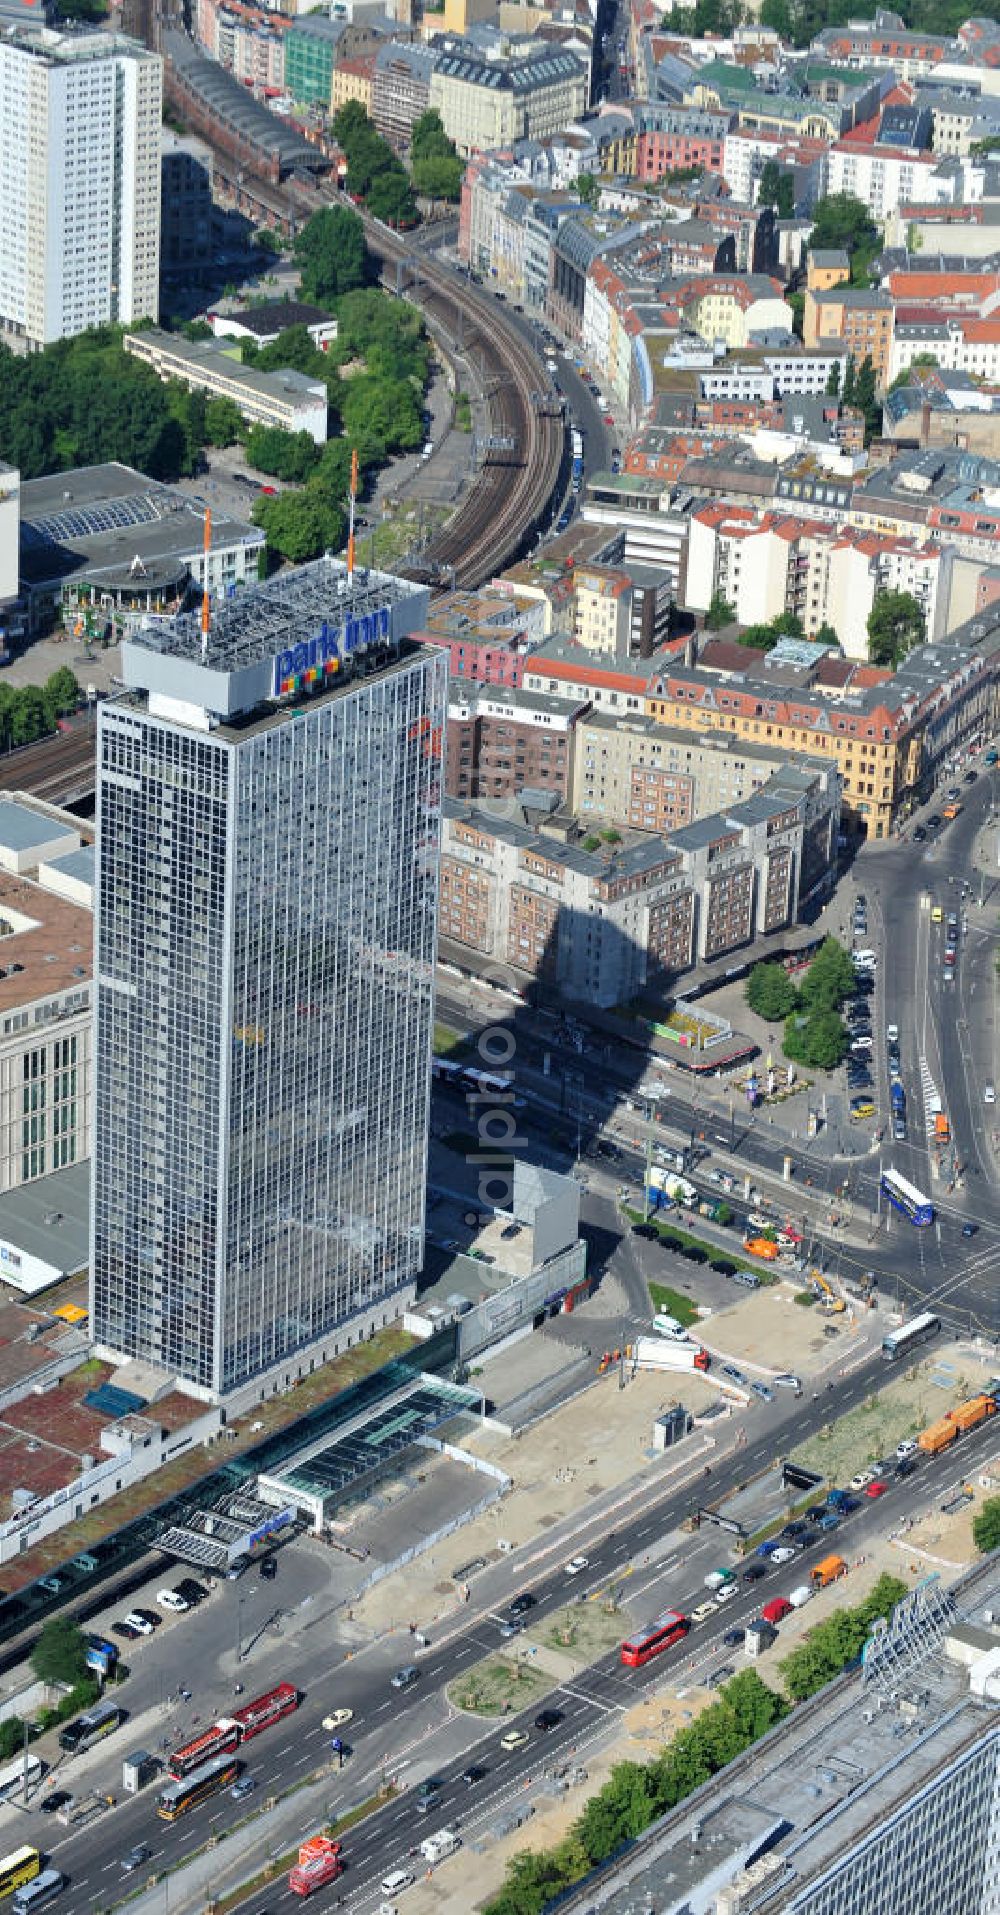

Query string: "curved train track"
[[363, 219, 566, 589]]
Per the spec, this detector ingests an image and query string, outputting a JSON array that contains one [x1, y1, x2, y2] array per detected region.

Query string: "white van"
[[652, 1314, 688, 1340], [788, 1585, 813, 1608], [419, 1830, 460, 1864], [13, 1872, 66, 1913], [853, 949, 877, 969], [381, 1870, 414, 1896]]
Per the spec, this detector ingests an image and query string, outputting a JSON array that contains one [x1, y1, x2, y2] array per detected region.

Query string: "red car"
[[760, 1597, 792, 1625], [865, 1480, 888, 1498]]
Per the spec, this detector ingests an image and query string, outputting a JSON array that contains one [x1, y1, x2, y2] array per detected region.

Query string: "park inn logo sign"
[[272, 605, 392, 698]]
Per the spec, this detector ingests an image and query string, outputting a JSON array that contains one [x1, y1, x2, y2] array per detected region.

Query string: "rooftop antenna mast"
[[346, 448, 359, 582], [201, 508, 212, 659]]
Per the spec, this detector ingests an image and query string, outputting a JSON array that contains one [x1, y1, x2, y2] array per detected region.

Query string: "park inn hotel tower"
[[90, 559, 445, 1404]]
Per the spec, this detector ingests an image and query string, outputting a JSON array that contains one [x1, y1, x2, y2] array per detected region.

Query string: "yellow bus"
[[0, 1850, 40, 1900], [156, 1754, 239, 1822]]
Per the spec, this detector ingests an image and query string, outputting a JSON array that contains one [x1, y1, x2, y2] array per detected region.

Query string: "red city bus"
[[620, 1610, 689, 1668], [168, 1720, 240, 1779], [232, 1682, 300, 1741]]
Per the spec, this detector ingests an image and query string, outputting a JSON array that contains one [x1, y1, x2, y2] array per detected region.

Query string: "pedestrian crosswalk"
[[919, 1057, 941, 1136]]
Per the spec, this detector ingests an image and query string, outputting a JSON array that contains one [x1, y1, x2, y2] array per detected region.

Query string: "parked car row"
[[111, 1577, 209, 1640]]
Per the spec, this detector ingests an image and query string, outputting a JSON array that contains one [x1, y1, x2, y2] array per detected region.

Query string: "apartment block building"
[[440, 768, 837, 1006], [0, 27, 161, 348], [643, 636, 993, 837], [429, 44, 588, 159], [573, 566, 634, 657], [571, 708, 841, 843], [804, 286, 895, 387], [822, 138, 939, 221], [445, 684, 586, 802], [331, 53, 375, 116], [284, 16, 345, 106], [0, 799, 93, 1199], [686, 505, 953, 657], [372, 41, 437, 148]]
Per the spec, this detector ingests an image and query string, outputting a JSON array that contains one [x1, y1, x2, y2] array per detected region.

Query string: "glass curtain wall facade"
[[786, 1724, 1000, 1915], [92, 645, 446, 1398]]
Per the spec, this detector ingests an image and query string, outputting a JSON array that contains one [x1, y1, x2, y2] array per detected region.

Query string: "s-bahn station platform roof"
[[256, 1372, 482, 1532]]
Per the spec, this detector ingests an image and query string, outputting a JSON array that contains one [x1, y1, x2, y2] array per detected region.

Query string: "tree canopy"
[[973, 1497, 1000, 1554], [705, 592, 735, 630], [244, 291, 430, 566], [758, 158, 795, 218], [867, 589, 925, 669], [761, 0, 974, 45], [332, 105, 417, 226], [738, 611, 803, 652], [0, 672, 81, 751], [780, 1576, 907, 1699], [245, 424, 321, 484], [0, 328, 204, 482], [31, 1617, 90, 1688], [746, 961, 798, 1022], [776, 937, 855, 1072], [410, 110, 464, 203], [293, 205, 368, 306], [809, 192, 877, 258]]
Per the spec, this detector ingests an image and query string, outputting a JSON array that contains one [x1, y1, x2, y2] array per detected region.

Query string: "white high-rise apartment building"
[[0, 27, 162, 348]]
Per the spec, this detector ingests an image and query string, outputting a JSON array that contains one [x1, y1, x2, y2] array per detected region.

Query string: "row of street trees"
[[780, 1576, 907, 1699], [484, 1669, 787, 1915]]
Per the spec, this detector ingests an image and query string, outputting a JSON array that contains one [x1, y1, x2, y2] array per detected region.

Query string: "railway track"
[[363, 219, 565, 588], [0, 720, 97, 808], [0, 219, 565, 810]]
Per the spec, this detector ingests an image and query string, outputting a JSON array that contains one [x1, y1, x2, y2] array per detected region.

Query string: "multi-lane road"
[[25, 1346, 1000, 1910], [433, 760, 1000, 1334]]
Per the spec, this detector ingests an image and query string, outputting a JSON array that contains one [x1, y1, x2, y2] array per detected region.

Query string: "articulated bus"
[[882, 1310, 941, 1363], [880, 1168, 934, 1227], [621, 1610, 689, 1668], [431, 1057, 463, 1086], [0, 1850, 39, 1900], [157, 1755, 240, 1822], [167, 1723, 240, 1780]]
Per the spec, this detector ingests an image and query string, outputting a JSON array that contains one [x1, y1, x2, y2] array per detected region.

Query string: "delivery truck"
[[810, 1554, 848, 1589], [948, 1394, 996, 1434], [648, 1167, 698, 1209], [630, 1336, 710, 1374], [918, 1416, 958, 1455]]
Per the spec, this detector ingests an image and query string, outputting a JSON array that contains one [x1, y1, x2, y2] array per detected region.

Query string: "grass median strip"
[[647, 1283, 699, 1327], [448, 1653, 550, 1716]]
